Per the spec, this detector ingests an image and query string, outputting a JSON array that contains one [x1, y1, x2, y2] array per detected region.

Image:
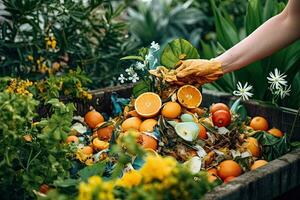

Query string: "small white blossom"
[[267, 68, 287, 90], [118, 74, 127, 84], [150, 41, 160, 51], [125, 66, 135, 76], [135, 62, 146, 70], [233, 82, 253, 100], [145, 53, 153, 61], [279, 85, 291, 99], [128, 73, 139, 83]]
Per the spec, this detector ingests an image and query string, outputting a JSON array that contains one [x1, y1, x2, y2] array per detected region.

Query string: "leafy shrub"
[[0, 0, 134, 88]]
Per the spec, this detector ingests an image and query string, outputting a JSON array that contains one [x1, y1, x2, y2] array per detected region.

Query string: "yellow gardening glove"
[[149, 59, 223, 86], [175, 59, 223, 85]]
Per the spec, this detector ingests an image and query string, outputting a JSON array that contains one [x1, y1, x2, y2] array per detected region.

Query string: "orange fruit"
[[92, 138, 109, 150], [268, 128, 284, 137], [121, 117, 142, 131], [210, 103, 230, 114], [161, 102, 182, 119], [250, 116, 269, 131], [134, 92, 162, 118], [198, 124, 208, 140], [139, 119, 158, 132], [66, 135, 79, 143], [97, 125, 114, 141], [207, 168, 218, 176], [81, 146, 93, 155], [177, 85, 202, 108], [84, 110, 104, 129], [251, 160, 268, 170], [243, 137, 261, 157], [208, 174, 218, 183], [140, 133, 158, 150], [217, 160, 242, 180], [224, 176, 235, 183]]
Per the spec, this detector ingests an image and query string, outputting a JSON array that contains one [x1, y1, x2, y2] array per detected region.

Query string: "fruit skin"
[[268, 128, 283, 137], [250, 116, 269, 131], [243, 137, 261, 157], [97, 125, 114, 141], [251, 160, 268, 170], [84, 110, 104, 129], [66, 135, 79, 143], [92, 138, 109, 150], [212, 110, 231, 127], [207, 168, 218, 176], [81, 146, 93, 155], [217, 160, 242, 180], [177, 85, 202, 108], [39, 184, 50, 194], [121, 117, 142, 131], [134, 92, 162, 118], [224, 176, 235, 183], [175, 122, 199, 142], [210, 103, 230, 114], [161, 102, 182, 119], [139, 119, 158, 132], [140, 133, 158, 150], [198, 124, 208, 140]]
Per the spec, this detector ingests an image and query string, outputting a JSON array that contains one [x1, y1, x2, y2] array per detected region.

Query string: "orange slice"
[[177, 85, 202, 108], [134, 92, 162, 118]]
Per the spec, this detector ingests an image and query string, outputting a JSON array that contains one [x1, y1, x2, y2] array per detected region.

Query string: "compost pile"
[[67, 83, 286, 183]]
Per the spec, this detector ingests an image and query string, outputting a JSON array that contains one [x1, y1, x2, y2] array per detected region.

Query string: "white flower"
[[233, 82, 253, 100], [118, 74, 127, 84], [128, 73, 139, 83], [145, 53, 153, 61], [125, 66, 135, 76], [279, 85, 291, 99], [267, 68, 287, 90], [150, 41, 160, 51], [135, 61, 146, 70]]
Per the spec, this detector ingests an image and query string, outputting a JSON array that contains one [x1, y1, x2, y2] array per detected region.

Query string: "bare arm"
[[216, 0, 300, 73]]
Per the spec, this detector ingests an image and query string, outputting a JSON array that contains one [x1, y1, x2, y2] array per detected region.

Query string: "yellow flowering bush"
[[77, 155, 214, 200]]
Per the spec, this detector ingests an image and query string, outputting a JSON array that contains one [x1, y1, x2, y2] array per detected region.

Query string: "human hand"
[[175, 59, 223, 85], [149, 59, 223, 86]]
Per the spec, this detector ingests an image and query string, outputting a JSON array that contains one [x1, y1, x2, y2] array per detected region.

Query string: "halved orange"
[[134, 92, 162, 118], [177, 85, 202, 108]]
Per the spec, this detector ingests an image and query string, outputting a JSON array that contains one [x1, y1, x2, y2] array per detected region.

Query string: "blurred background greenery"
[[0, 0, 299, 109]]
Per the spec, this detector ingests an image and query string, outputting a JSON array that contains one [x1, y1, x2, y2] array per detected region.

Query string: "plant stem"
[[288, 106, 300, 142]]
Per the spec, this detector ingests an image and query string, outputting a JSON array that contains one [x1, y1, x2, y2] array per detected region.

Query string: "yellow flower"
[[117, 170, 142, 188], [140, 155, 177, 183], [88, 176, 102, 189], [98, 182, 114, 200], [51, 40, 57, 49], [27, 55, 34, 61], [79, 182, 93, 200]]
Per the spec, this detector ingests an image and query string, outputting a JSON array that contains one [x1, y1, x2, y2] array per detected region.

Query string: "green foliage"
[[0, 92, 75, 199], [203, 0, 300, 109], [160, 38, 200, 69], [127, 0, 208, 47], [253, 131, 290, 161], [0, 0, 134, 88]]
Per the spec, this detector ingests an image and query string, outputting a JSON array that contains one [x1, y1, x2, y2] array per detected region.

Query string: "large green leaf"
[[210, 0, 240, 49], [132, 81, 151, 98], [263, 0, 276, 22], [78, 162, 107, 181], [245, 0, 262, 36], [253, 131, 290, 161], [160, 38, 199, 69]]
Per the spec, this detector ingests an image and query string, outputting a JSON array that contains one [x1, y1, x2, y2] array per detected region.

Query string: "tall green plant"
[[127, 0, 208, 48], [0, 0, 134, 88], [202, 0, 300, 109]]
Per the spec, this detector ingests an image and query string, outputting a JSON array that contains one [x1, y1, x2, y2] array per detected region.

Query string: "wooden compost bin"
[[73, 85, 300, 200]]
